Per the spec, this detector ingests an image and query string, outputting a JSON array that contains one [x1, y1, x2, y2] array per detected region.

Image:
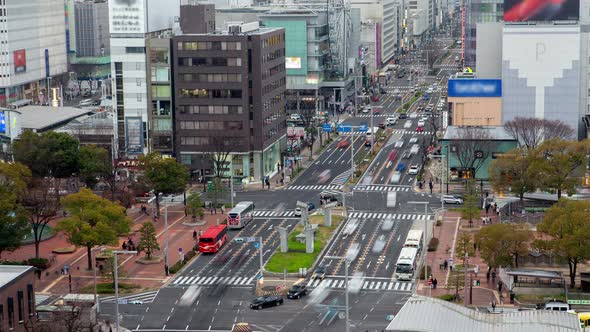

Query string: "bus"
[[395, 247, 418, 281], [227, 201, 255, 229], [199, 225, 228, 253], [404, 230, 424, 251]]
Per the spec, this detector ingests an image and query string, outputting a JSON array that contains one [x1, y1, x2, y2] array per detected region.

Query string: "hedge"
[[438, 294, 457, 302], [169, 250, 196, 274], [428, 237, 439, 252], [27, 258, 50, 270]]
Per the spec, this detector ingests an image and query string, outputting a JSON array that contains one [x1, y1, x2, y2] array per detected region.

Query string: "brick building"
[[0, 266, 36, 331]]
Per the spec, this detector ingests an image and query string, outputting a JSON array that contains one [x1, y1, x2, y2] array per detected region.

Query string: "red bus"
[[199, 225, 228, 253]]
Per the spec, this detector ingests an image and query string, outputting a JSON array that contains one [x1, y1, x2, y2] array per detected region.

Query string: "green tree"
[[78, 145, 111, 189], [534, 199, 590, 288], [455, 232, 474, 267], [209, 177, 226, 210], [0, 163, 32, 258], [530, 139, 589, 199], [476, 224, 530, 273], [57, 189, 132, 270], [138, 222, 160, 260], [138, 152, 189, 216], [488, 147, 537, 203], [186, 193, 204, 223], [459, 180, 480, 227]]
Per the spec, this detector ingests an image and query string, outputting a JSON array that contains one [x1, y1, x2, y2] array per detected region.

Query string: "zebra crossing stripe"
[[174, 276, 187, 284], [388, 283, 394, 290], [375, 282, 382, 289], [228, 277, 237, 284], [240, 277, 250, 285], [337, 280, 345, 288], [246, 276, 255, 285]]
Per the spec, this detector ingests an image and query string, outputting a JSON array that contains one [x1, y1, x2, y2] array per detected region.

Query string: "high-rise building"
[[463, 0, 503, 68], [109, 0, 179, 157], [75, 1, 110, 57], [172, 22, 287, 183], [0, 0, 68, 106]]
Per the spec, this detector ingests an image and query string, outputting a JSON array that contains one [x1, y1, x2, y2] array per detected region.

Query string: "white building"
[[109, 0, 179, 157], [0, 0, 67, 106]]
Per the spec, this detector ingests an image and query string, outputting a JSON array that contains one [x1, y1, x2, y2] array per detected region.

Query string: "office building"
[[0, 0, 68, 106], [109, 0, 180, 157], [447, 76, 502, 126], [75, 1, 110, 57], [0, 266, 36, 332], [463, 0, 503, 68], [173, 22, 287, 183]]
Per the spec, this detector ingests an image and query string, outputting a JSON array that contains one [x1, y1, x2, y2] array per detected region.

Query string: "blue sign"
[[358, 124, 368, 132], [254, 242, 260, 249], [0, 111, 5, 134], [337, 124, 352, 133], [322, 124, 332, 133], [257, 274, 262, 280], [447, 79, 502, 97]]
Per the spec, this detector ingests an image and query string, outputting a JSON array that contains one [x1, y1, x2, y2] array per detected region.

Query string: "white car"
[[443, 195, 463, 204], [409, 136, 419, 144], [408, 165, 419, 175], [372, 235, 386, 253], [381, 218, 394, 231], [362, 107, 370, 113], [409, 113, 418, 119], [404, 120, 412, 129], [394, 140, 404, 148], [390, 171, 402, 183], [394, 89, 400, 94], [386, 116, 397, 125], [421, 115, 429, 121], [410, 144, 420, 155], [346, 243, 360, 262], [343, 218, 360, 236], [290, 114, 301, 121], [417, 120, 425, 127]]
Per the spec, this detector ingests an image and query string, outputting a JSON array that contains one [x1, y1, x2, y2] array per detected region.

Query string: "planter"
[[136, 256, 163, 265], [52, 246, 76, 254], [182, 220, 206, 227]]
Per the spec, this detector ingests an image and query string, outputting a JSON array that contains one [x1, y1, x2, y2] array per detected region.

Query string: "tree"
[[459, 180, 480, 227], [476, 224, 530, 273], [209, 177, 226, 210], [449, 127, 492, 179], [534, 199, 590, 288], [455, 232, 474, 267], [57, 189, 132, 270], [488, 147, 537, 203], [101, 255, 128, 289], [139, 152, 189, 216], [138, 221, 160, 260], [530, 138, 588, 199], [0, 163, 32, 258], [24, 304, 98, 332], [186, 193, 205, 223], [78, 145, 111, 189], [204, 136, 239, 179], [299, 108, 318, 161], [504, 117, 574, 151]]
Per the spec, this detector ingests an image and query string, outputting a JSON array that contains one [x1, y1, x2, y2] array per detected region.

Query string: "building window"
[[151, 67, 169, 82], [27, 284, 33, 316], [7, 297, 14, 329], [137, 94, 142, 102], [17, 291, 23, 323], [136, 78, 142, 86], [126, 47, 145, 54], [0, 304, 3, 326], [152, 86, 171, 98]]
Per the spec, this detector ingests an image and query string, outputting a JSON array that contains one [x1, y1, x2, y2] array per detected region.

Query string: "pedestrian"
[[496, 206, 500, 216], [221, 205, 226, 214], [433, 278, 438, 289], [213, 206, 217, 214], [429, 181, 433, 194], [473, 242, 477, 251], [485, 204, 490, 215], [122, 241, 127, 250], [443, 260, 448, 270], [492, 270, 496, 281], [492, 300, 496, 312], [440, 258, 444, 270], [498, 281, 502, 293], [193, 230, 197, 238]]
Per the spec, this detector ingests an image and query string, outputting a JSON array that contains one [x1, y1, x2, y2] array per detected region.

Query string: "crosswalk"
[[253, 210, 298, 218], [101, 290, 159, 304], [330, 170, 352, 187], [354, 185, 411, 192], [171, 275, 255, 287], [286, 184, 343, 191], [306, 278, 413, 292], [348, 211, 433, 220], [340, 130, 433, 136], [356, 114, 388, 118]]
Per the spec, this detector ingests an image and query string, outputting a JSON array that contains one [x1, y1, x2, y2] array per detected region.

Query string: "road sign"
[[337, 124, 352, 133], [246, 237, 257, 243], [358, 124, 368, 132], [257, 274, 262, 280], [254, 242, 260, 249], [322, 124, 332, 133], [118, 299, 128, 305], [178, 247, 183, 254]]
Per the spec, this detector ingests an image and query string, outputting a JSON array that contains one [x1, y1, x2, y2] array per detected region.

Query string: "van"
[[543, 301, 570, 312], [320, 191, 339, 203]]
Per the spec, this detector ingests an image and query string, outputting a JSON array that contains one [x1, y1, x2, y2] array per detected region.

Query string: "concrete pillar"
[[324, 209, 332, 227], [252, 152, 262, 183], [304, 228, 315, 254], [277, 227, 288, 253]]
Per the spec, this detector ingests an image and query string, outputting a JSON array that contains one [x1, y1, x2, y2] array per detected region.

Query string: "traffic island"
[[136, 256, 163, 265], [265, 214, 344, 274]]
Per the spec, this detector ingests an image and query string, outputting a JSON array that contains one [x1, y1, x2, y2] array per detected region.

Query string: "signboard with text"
[[109, 0, 146, 34], [14, 49, 26, 74], [448, 79, 502, 98]]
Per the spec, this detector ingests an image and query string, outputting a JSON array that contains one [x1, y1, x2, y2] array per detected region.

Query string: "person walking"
[[429, 180, 433, 194], [496, 205, 500, 216], [433, 278, 438, 289], [443, 260, 448, 270], [485, 204, 490, 215], [193, 230, 197, 238]]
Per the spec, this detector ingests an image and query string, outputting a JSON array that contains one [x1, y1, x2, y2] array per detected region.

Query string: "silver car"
[[442, 195, 463, 204], [394, 140, 404, 148], [372, 235, 386, 253]]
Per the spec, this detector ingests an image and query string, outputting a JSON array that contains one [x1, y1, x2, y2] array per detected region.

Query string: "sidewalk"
[[417, 209, 513, 308], [3, 203, 223, 295]]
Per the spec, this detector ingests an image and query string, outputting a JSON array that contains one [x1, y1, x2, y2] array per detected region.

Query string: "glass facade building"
[[464, 0, 503, 69]]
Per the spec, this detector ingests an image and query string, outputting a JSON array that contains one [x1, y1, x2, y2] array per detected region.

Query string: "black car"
[[311, 266, 327, 280], [250, 296, 283, 310], [398, 113, 408, 119], [287, 285, 308, 299]]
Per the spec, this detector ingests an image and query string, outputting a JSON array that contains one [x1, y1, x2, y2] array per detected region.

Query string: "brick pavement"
[[3, 203, 223, 295]]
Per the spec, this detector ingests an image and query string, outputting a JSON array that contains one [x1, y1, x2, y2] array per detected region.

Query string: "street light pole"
[[92, 247, 106, 315], [164, 204, 169, 276], [230, 173, 234, 208], [324, 256, 350, 332], [112, 250, 137, 332], [408, 202, 429, 282], [259, 236, 264, 283]]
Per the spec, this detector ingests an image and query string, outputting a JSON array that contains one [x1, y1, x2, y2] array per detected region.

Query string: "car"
[[380, 87, 386, 94], [437, 106, 443, 111], [398, 113, 407, 119], [294, 202, 315, 216], [390, 171, 402, 183], [396, 163, 406, 172], [404, 120, 412, 129], [381, 218, 394, 231], [362, 107, 370, 113], [408, 165, 419, 175], [409, 113, 418, 119], [388, 149, 398, 162], [442, 195, 464, 205], [417, 120, 425, 127], [311, 266, 327, 280], [320, 191, 339, 203], [318, 169, 331, 184], [364, 139, 372, 147], [372, 235, 386, 253], [386, 116, 397, 125], [250, 296, 283, 310], [130, 300, 144, 305], [290, 114, 302, 121], [373, 108, 381, 115], [416, 126, 423, 132], [417, 106, 424, 111], [287, 285, 308, 299], [428, 104, 434, 108], [337, 139, 350, 148], [402, 150, 411, 159], [395, 94, 402, 100], [393, 89, 400, 94], [409, 136, 419, 144], [410, 144, 420, 155], [394, 140, 404, 148], [346, 243, 360, 262]]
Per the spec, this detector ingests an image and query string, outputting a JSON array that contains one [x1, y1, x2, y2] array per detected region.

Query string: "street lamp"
[[408, 201, 429, 284], [159, 192, 170, 276], [430, 153, 446, 211], [323, 256, 351, 332], [112, 250, 137, 332], [92, 247, 106, 315]]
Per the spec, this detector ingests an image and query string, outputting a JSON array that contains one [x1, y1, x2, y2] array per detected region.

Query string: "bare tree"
[[204, 137, 240, 179], [450, 127, 492, 178], [21, 177, 60, 258], [299, 108, 318, 161], [505, 117, 574, 151], [25, 304, 97, 332]]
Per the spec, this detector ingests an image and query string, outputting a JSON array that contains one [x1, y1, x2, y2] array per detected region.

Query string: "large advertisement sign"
[[285, 57, 301, 69], [14, 50, 26, 74], [109, 0, 146, 34], [0, 111, 5, 134], [448, 79, 502, 97], [125, 117, 144, 154], [504, 0, 579, 22]]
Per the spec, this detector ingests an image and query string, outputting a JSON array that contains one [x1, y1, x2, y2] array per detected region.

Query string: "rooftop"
[[386, 295, 580, 332], [16, 106, 95, 131], [0, 265, 34, 290], [442, 126, 516, 141]]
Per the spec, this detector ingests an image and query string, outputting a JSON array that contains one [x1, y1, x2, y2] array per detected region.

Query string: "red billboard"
[[14, 49, 26, 73], [504, 0, 579, 22]]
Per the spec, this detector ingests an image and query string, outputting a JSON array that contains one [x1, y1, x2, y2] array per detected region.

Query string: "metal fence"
[[500, 200, 546, 225]]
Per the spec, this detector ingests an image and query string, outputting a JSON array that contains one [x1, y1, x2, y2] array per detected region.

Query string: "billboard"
[[285, 57, 301, 69], [448, 79, 502, 97], [14, 50, 26, 74], [504, 0, 579, 22], [109, 0, 146, 34], [125, 117, 144, 154], [0, 111, 5, 134]]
